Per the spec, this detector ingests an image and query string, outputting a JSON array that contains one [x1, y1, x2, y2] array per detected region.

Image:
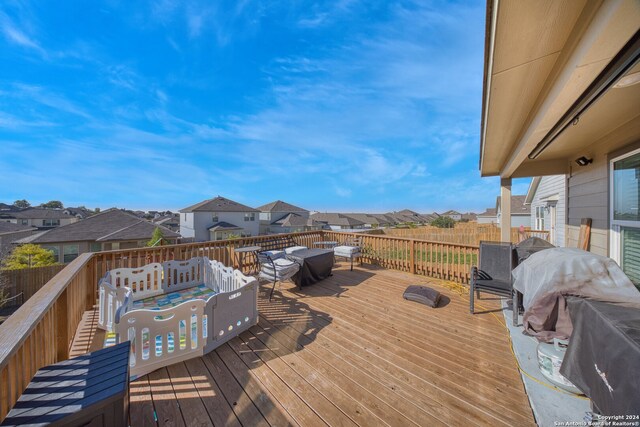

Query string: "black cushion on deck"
[[403, 285, 441, 308]]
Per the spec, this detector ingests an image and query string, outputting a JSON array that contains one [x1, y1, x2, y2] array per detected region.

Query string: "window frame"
[[609, 147, 640, 268], [62, 244, 79, 263], [244, 212, 255, 222]]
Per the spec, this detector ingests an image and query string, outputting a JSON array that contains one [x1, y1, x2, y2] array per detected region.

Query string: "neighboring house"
[[525, 175, 567, 246], [63, 207, 94, 219], [461, 212, 478, 222], [270, 214, 325, 233], [477, 208, 498, 224], [179, 196, 259, 241], [152, 213, 180, 233], [256, 200, 315, 234], [479, 0, 640, 286], [310, 213, 365, 230], [0, 222, 38, 260], [440, 210, 463, 221], [496, 195, 531, 228], [12, 209, 179, 263], [0, 208, 78, 229]]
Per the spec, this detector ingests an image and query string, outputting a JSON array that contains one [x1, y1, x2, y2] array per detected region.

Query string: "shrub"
[[431, 216, 456, 229]]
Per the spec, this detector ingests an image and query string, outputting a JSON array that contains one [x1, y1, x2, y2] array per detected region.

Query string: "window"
[[20, 219, 28, 225], [63, 244, 79, 263], [212, 213, 219, 222], [611, 149, 640, 288], [43, 219, 60, 227], [183, 213, 187, 221], [90, 243, 102, 252], [244, 213, 255, 222], [42, 246, 60, 262], [534, 206, 545, 230]]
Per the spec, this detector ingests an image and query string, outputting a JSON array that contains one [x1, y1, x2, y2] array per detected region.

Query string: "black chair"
[[470, 241, 518, 326]]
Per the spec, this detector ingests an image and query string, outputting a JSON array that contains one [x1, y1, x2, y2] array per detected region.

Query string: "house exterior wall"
[[566, 153, 609, 256], [497, 212, 530, 228], [0, 217, 76, 228], [477, 216, 497, 224], [566, 140, 640, 257], [185, 211, 259, 242], [530, 175, 566, 247]]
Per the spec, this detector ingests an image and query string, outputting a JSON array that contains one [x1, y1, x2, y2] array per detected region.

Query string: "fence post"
[[409, 239, 415, 275]]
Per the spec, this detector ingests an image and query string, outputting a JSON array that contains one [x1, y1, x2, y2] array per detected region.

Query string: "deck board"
[[79, 264, 535, 426]]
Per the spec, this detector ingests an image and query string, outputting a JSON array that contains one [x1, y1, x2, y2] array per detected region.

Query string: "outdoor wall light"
[[575, 156, 593, 167]]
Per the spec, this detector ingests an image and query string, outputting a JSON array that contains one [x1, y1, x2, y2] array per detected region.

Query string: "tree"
[[40, 200, 64, 209], [146, 227, 166, 247], [431, 216, 456, 229], [13, 199, 30, 208], [94, 207, 101, 213], [2, 244, 58, 269]]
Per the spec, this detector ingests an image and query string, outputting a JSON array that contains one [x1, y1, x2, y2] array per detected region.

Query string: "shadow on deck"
[[73, 263, 535, 426]]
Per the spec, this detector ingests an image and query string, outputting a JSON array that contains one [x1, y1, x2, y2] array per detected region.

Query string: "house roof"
[[13, 209, 180, 244], [310, 213, 365, 227], [0, 222, 36, 234], [257, 200, 308, 213], [63, 207, 94, 219], [0, 203, 19, 211], [478, 208, 497, 217], [8, 208, 76, 220], [207, 221, 242, 231], [496, 195, 531, 215], [461, 212, 478, 221], [441, 210, 462, 216], [397, 209, 420, 216], [180, 196, 259, 213], [272, 213, 323, 228]]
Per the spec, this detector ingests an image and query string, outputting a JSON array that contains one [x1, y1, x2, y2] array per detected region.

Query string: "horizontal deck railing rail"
[[0, 229, 486, 421]]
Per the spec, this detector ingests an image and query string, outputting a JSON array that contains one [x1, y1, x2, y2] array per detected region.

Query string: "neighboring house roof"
[[440, 210, 462, 216], [207, 221, 242, 231], [8, 208, 76, 220], [12, 209, 180, 244], [524, 177, 542, 204], [0, 222, 37, 234], [397, 209, 420, 216], [496, 195, 531, 215], [310, 213, 365, 227], [63, 207, 94, 219], [257, 200, 308, 213], [0, 203, 19, 211], [272, 213, 323, 228], [180, 196, 259, 213], [478, 208, 497, 217]]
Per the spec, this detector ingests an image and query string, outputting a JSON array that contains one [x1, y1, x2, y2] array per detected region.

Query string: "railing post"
[[55, 289, 69, 362], [410, 239, 415, 275]]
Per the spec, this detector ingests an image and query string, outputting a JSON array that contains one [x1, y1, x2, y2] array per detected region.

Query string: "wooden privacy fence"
[[385, 224, 550, 245], [0, 230, 483, 420], [0, 265, 66, 307]]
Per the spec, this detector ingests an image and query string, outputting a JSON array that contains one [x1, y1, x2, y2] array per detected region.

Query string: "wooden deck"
[[73, 264, 535, 426]]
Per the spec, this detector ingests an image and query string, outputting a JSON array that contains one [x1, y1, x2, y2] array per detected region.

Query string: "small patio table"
[[234, 245, 261, 274]]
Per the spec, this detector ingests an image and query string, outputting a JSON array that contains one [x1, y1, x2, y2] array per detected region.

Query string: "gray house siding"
[[567, 155, 609, 256], [530, 175, 566, 247]]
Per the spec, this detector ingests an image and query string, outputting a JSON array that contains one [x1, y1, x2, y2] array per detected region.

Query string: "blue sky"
[[0, 0, 529, 213]]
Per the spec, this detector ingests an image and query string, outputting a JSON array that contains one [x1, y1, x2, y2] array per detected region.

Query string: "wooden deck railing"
[[324, 231, 479, 284], [0, 229, 482, 420], [0, 253, 96, 420]]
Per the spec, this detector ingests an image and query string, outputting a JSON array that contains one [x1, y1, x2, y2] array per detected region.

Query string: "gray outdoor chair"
[[333, 237, 362, 271], [470, 241, 518, 326], [257, 251, 300, 301]]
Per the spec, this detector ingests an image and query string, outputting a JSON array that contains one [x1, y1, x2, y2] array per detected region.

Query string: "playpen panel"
[[98, 280, 131, 331], [206, 280, 259, 353], [110, 263, 163, 301], [116, 298, 207, 379], [163, 258, 205, 292]]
